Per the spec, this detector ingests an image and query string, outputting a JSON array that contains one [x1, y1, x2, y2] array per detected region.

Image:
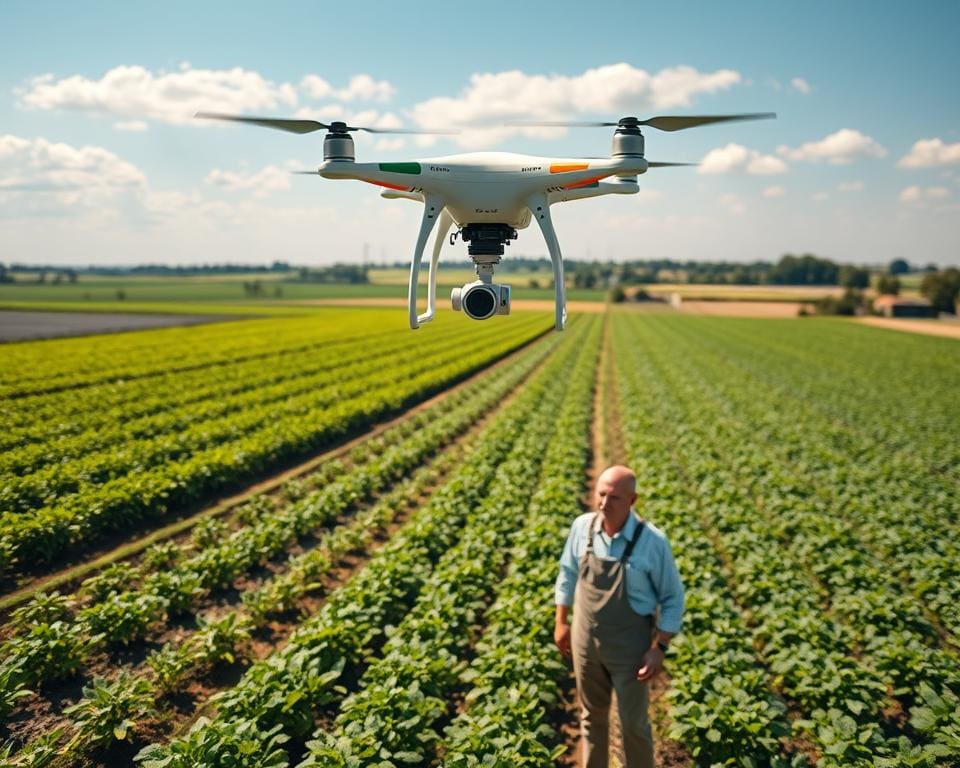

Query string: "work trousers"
[[572, 619, 654, 768]]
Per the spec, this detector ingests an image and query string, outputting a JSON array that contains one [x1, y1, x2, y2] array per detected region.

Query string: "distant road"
[[0, 310, 235, 342]]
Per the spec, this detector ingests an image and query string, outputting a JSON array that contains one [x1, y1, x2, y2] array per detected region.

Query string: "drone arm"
[[407, 195, 445, 329], [526, 193, 566, 331], [549, 178, 639, 204]]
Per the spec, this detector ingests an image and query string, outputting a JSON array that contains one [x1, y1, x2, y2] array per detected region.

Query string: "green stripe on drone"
[[378, 162, 422, 175]]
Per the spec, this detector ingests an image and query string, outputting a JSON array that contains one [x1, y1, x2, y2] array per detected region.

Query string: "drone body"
[[196, 112, 774, 330]]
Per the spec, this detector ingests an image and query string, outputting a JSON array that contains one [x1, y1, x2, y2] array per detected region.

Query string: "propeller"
[[195, 112, 455, 135], [506, 113, 776, 132]]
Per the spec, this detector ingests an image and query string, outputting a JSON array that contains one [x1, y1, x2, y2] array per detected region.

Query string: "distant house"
[[873, 295, 935, 318]]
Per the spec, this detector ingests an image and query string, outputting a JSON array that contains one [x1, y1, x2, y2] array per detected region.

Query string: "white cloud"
[[18, 65, 298, 125], [899, 185, 951, 204], [0, 134, 145, 216], [114, 120, 148, 132], [411, 63, 743, 148], [790, 77, 812, 94], [718, 193, 747, 215], [762, 185, 785, 198], [778, 129, 887, 165], [698, 143, 788, 175], [204, 163, 295, 198], [837, 180, 864, 192], [299, 73, 395, 102], [898, 138, 960, 169]]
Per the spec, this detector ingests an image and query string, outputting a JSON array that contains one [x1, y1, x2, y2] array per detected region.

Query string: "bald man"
[[554, 465, 685, 768]]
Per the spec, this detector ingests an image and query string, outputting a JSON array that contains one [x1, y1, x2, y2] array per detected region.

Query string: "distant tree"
[[116, 289, 126, 301], [839, 265, 870, 289], [769, 253, 840, 285], [66, 269, 78, 283], [609, 286, 627, 303], [0, 263, 12, 283], [528, 278, 540, 289], [876, 274, 901, 296], [813, 288, 866, 316], [922, 262, 939, 273], [889, 258, 911, 275], [920, 268, 960, 314]]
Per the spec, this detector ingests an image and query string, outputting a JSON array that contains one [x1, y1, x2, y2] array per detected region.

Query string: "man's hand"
[[554, 622, 571, 657], [636, 646, 664, 681]]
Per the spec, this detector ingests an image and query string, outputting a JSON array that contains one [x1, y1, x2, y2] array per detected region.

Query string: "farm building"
[[872, 295, 935, 318]]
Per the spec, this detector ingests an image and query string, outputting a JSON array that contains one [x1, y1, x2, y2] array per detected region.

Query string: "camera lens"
[[463, 285, 496, 319]]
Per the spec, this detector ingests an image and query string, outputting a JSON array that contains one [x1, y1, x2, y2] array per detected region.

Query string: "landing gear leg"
[[407, 195, 446, 329], [527, 193, 566, 331]]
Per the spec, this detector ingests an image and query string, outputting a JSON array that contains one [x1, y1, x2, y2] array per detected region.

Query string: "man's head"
[[595, 465, 638, 521]]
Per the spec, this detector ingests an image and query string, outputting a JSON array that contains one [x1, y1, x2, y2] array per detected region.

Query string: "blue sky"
[[2, 0, 958, 267]]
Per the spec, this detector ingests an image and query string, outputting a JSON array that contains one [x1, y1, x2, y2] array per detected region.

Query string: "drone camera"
[[451, 281, 510, 320]]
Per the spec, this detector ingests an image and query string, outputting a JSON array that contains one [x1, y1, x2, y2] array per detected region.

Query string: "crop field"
[[1, 308, 958, 768]]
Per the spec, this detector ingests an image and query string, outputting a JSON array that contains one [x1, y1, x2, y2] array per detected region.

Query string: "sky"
[[1, 0, 959, 268]]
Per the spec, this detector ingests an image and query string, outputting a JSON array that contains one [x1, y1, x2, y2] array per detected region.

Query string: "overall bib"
[[572, 513, 654, 768]]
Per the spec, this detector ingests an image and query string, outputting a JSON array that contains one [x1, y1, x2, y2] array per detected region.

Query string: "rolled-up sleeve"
[[654, 539, 685, 633], [554, 523, 580, 607]]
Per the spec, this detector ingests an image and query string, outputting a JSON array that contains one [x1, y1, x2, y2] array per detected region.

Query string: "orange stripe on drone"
[[565, 175, 605, 190], [362, 179, 410, 191], [549, 163, 590, 174]]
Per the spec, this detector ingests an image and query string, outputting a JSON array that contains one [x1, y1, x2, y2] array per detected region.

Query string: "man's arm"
[[554, 604, 571, 657], [637, 538, 685, 681], [553, 521, 581, 658]]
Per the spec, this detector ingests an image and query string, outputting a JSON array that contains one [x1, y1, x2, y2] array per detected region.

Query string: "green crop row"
[[0, 310, 399, 398], [0, 320, 484, 471], [131, 317, 593, 768], [1, 321, 528, 514], [438, 317, 597, 766], [610, 315, 797, 766], [298, 319, 600, 766], [0, 316, 550, 575], [610, 313, 959, 766], [0, 330, 559, 724]]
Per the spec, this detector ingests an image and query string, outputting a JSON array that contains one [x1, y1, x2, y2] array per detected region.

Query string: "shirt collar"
[[596, 510, 639, 541]]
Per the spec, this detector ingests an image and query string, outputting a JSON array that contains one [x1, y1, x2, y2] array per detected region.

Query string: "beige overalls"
[[572, 513, 654, 768]]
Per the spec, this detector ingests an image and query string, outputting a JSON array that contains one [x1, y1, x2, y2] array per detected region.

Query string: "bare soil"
[[856, 316, 960, 339], [676, 300, 811, 317]]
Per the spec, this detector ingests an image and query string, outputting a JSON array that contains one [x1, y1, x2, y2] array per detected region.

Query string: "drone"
[[196, 111, 775, 330]]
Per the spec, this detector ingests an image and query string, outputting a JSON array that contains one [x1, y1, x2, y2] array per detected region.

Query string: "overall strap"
[[620, 515, 645, 562], [585, 513, 601, 554]]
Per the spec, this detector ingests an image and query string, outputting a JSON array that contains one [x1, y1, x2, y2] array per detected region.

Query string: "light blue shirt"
[[555, 511, 685, 634]]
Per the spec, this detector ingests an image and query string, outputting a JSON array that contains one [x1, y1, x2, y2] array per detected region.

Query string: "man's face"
[[596, 474, 637, 518]]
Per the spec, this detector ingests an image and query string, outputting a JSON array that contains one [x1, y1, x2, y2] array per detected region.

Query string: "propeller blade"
[[647, 161, 698, 167], [195, 112, 328, 134], [639, 113, 776, 132], [503, 113, 776, 131], [196, 112, 457, 135], [504, 120, 619, 128], [356, 126, 459, 135]]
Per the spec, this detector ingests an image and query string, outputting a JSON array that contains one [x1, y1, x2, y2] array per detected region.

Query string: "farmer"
[[554, 464, 685, 768]]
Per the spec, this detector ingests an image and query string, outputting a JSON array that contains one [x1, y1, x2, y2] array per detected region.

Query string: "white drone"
[[197, 111, 775, 330]]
